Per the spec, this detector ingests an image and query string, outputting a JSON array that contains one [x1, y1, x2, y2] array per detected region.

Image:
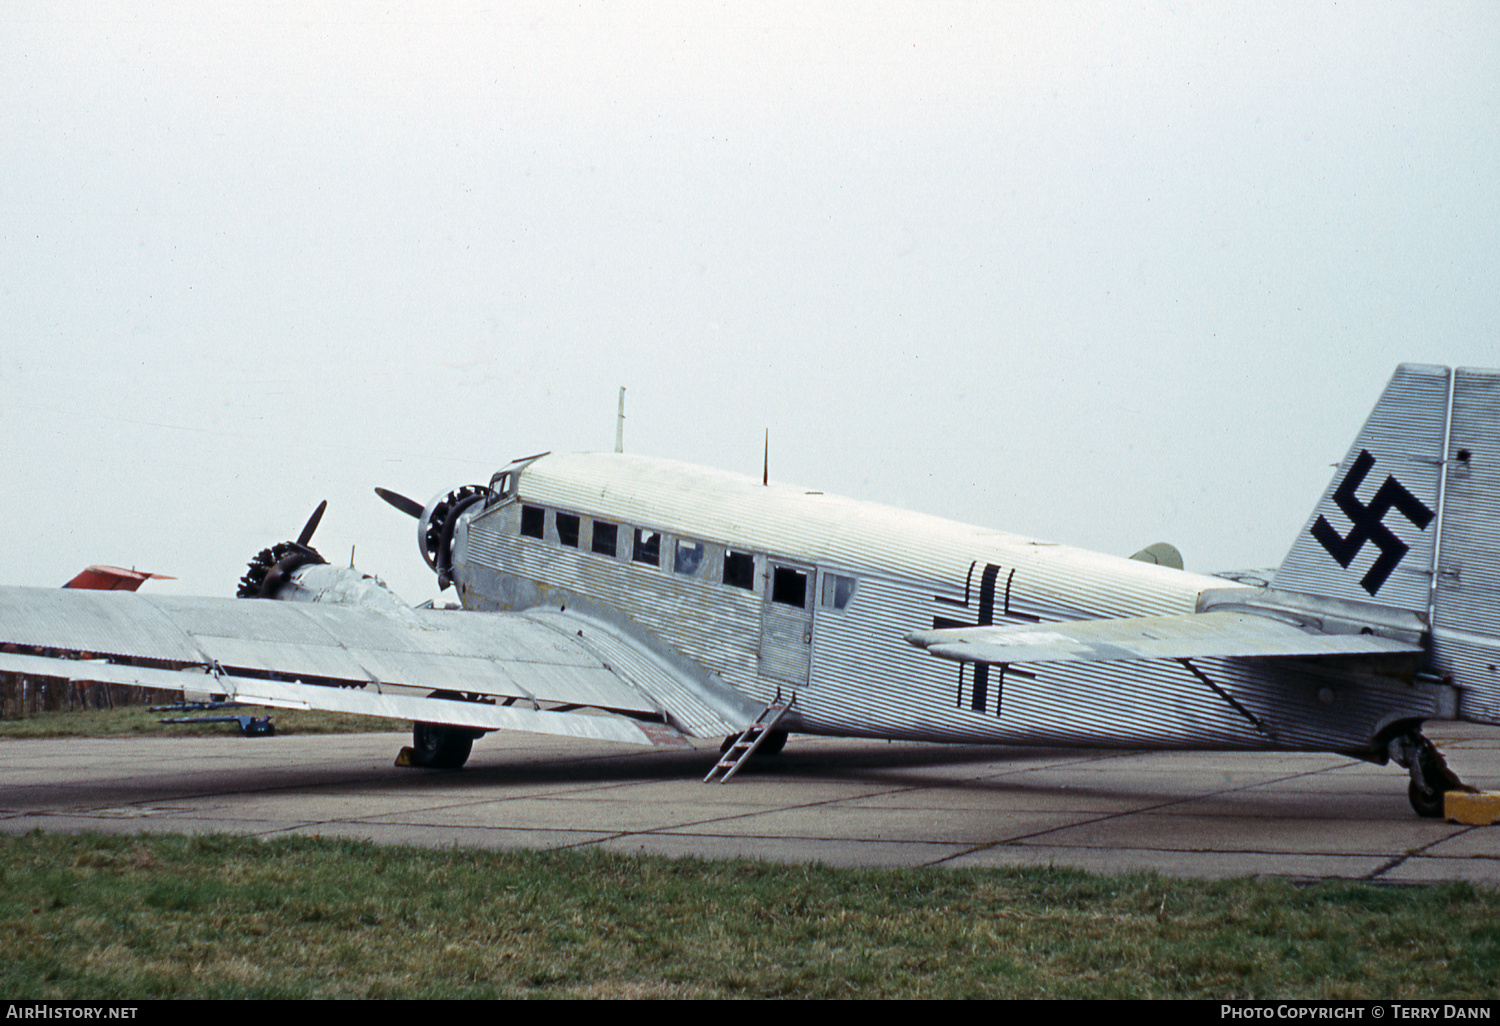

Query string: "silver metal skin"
[[0, 363, 1495, 814], [453, 450, 1446, 757]]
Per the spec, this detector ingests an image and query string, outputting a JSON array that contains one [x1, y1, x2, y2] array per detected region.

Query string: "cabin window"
[[555, 513, 580, 548], [723, 550, 755, 590], [771, 567, 808, 607], [633, 529, 661, 566], [674, 539, 705, 576], [520, 505, 545, 539], [820, 573, 856, 611], [591, 521, 618, 557]]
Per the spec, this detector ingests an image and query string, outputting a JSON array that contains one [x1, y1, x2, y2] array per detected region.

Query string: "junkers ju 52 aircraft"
[[1, 363, 1496, 816]]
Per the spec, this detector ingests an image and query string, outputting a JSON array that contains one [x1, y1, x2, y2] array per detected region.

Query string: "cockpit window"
[[487, 471, 515, 502]]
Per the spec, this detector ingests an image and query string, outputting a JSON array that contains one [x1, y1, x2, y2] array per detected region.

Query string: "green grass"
[[2, 831, 1497, 999], [0, 704, 400, 739]]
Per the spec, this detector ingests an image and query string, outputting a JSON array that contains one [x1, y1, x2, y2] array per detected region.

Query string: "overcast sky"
[[3, 2, 1497, 605]]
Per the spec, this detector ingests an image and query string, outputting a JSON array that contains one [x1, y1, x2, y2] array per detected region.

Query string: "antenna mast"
[[615, 387, 626, 453]]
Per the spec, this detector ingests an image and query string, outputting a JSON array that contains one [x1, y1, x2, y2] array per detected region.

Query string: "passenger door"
[[758, 560, 814, 686]]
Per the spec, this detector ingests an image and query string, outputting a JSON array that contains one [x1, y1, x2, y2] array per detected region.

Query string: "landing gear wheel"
[[758, 730, 788, 756], [1409, 779, 1445, 819], [1390, 728, 1471, 819], [410, 722, 475, 769], [718, 730, 788, 757]]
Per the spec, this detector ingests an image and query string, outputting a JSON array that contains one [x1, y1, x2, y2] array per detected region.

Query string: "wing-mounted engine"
[[237, 501, 330, 599], [236, 500, 413, 614]]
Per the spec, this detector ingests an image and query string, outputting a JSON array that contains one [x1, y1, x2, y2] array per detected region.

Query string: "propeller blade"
[[297, 500, 328, 548], [375, 487, 424, 519]]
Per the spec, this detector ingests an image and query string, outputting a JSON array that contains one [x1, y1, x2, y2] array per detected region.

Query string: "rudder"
[[1430, 368, 1500, 723]]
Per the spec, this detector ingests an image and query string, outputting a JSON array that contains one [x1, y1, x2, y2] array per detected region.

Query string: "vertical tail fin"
[[1273, 364, 1500, 723], [1273, 363, 1448, 614]]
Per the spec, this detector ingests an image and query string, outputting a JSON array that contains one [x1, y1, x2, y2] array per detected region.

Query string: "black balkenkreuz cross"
[[933, 562, 1034, 715], [1310, 449, 1434, 596]]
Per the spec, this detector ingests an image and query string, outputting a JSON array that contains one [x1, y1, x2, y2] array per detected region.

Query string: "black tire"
[[758, 730, 788, 756], [718, 730, 788, 757], [1408, 779, 1445, 819], [411, 722, 475, 769]]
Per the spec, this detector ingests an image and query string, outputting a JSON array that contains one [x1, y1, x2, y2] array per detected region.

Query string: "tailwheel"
[[1389, 728, 1474, 818], [1408, 779, 1445, 819]]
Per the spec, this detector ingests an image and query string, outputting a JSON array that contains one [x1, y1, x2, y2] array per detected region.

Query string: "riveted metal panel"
[[516, 452, 1225, 625], [522, 609, 739, 737], [0, 585, 662, 716], [190, 635, 376, 682], [0, 587, 206, 663]]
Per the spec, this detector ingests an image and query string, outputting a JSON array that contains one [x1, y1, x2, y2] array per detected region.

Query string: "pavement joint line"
[[1366, 823, 1485, 882], [48, 748, 1381, 858], [532, 750, 1254, 854], [10, 727, 1500, 879], [922, 757, 1379, 869], [544, 784, 941, 853]]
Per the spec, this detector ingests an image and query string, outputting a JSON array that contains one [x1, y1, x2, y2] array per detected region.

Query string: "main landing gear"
[[1387, 728, 1474, 818], [719, 730, 788, 757], [397, 691, 486, 770], [407, 721, 481, 769]]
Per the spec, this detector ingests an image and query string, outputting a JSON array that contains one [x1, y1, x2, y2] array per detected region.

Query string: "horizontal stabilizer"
[[906, 610, 1422, 666]]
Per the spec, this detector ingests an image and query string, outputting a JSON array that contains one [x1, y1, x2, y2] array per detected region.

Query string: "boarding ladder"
[[703, 696, 793, 784]]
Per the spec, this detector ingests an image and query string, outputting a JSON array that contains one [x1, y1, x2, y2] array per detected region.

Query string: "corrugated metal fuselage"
[[451, 453, 1441, 755]]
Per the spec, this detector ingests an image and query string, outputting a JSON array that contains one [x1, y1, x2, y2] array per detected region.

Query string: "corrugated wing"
[[0, 586, 660, 716], [0, 649, 679, 746]]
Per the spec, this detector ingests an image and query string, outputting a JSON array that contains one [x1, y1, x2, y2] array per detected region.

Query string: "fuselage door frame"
[[758, 559, 816, 687]]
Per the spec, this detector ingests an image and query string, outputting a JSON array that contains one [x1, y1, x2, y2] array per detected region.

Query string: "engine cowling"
[[418, 485, 490, 591], [235, 499, 412, 613], [236, 540, 327, 599]]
